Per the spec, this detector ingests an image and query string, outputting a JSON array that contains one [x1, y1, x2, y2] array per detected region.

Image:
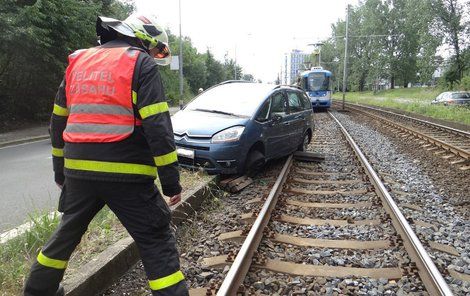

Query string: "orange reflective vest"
[[64, 46, 141, 143]]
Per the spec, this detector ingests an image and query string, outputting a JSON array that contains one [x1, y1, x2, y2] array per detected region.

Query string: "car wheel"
[[244, 149, 265, 177], [298, 132, 310, 151]]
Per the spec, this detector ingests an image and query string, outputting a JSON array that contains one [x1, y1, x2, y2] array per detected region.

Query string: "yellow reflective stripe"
[[154, 151, 178, 167], [53, 104, 69, 116], [132, 90, 137, 104], [149, 270, 184, 291], [51, 147, 64, 157], [139, 102, 169, 119], [64, 159, 157, 177], [37, 251, 68, 269]]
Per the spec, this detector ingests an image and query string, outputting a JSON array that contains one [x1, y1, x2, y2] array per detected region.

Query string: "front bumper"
[[311, 98, 331, 108], [174, 138, 246, 175]]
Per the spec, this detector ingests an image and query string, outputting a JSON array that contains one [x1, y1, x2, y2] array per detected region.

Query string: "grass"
[[0, 211, 61, 295], [333, 87, 470, 126], [0, 169, 211, 295]]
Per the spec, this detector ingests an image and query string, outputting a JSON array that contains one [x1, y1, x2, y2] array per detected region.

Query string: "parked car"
[[431, 91, 470, 106], [171, 81, 314, 175]]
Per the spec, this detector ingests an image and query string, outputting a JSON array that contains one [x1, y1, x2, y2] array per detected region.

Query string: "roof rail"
[[274, 84, 303, 91], [218, 80, 254, 85]]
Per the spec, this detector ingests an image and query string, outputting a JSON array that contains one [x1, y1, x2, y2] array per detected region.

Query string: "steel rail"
[[344, 103, 469, 160], [328, 111, 453, 296], [342, 101, 470, 137], [216, 155, 293, 296]]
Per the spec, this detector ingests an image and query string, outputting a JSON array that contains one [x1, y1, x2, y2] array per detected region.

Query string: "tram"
[[298, 67, 332, 109]]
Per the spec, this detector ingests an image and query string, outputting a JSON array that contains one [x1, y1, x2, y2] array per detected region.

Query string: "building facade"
[[284, 49, 311, 84]]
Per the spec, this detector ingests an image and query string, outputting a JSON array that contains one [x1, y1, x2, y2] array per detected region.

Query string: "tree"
[[0, 0, 135, 125], [431, 0, 469, 82]]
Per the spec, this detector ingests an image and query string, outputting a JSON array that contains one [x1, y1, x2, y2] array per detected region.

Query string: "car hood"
[[171, 109, 249, 137]]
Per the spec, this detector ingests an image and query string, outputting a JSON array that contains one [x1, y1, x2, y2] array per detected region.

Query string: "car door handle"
[[283, 122, 290, 125]]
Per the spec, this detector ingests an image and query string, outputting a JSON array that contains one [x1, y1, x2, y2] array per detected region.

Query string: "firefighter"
[[24, 14, 188, 296]]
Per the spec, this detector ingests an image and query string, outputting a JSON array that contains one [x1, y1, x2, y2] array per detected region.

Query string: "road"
[[0, 140, 59, 232], [0, 107, 182, 233]]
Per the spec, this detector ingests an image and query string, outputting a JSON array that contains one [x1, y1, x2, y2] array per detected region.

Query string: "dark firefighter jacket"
[[50, 40, 181, 197]]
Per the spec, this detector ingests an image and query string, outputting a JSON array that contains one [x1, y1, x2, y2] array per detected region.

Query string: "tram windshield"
[[307, 73, 330, 91]]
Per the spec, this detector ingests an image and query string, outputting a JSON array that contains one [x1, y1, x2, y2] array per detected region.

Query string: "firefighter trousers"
[[24, 178, 188, 296]]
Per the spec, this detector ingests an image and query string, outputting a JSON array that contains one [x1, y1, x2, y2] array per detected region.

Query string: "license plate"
[[176, 148, 194, 159]]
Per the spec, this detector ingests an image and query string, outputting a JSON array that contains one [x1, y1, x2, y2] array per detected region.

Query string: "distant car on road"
[[431, 91, 470, 106], [171, 81, 314, 175]]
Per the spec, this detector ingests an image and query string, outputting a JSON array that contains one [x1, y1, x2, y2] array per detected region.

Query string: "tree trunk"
[[390, 75, 395, 89]]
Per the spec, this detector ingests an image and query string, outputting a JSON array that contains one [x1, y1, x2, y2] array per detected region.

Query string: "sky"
[[134, 0, 358, 83]]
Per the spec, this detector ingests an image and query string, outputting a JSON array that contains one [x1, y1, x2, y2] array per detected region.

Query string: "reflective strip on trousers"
[[139, 102, 169, 119], [52, 147, 64, 157], [37, 251, 68, 269], [53, 104, 69, 116], [149, 270, 185, 291], [65, 123, 133, 135], [64, 158, 157, 177], [69, 104, 133, 115], [154, 150, 178, 167]]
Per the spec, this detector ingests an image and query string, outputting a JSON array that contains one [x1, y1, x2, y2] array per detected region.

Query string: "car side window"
[[255, 99, 271, 122], [300, 93, 311, 110], [270, 92, 287, 116], [287, 91, 303, 113]]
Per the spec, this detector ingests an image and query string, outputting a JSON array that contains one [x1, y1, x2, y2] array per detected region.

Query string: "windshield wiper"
[[193, 108, 239, 117]]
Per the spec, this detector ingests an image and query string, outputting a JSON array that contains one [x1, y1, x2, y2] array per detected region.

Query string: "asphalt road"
[[0, 139, 60, 232], [0, 107, 182, 233]]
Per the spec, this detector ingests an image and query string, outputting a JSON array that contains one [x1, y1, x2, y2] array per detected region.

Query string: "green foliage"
[[431, 0, 469, 82], [0, 211, 60, 294], [321, 0, 467, 92], [0, 0, 134, 125], [457, 76, 470, 91], [333, 87, 470, 125], [0, 0, 248, 124]]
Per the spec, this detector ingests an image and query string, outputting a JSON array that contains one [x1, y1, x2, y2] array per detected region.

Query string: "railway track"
[[335, 102, 470, 171], [188, 112, 453, 296]]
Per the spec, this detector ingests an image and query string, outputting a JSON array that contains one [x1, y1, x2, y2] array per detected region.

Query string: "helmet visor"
[[152, 41, 171, 66]]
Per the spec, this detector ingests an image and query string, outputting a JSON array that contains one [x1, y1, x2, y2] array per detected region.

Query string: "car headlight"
[[211, 126, 245, 143]]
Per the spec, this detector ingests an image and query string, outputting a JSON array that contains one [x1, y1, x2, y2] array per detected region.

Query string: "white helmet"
[[124, 14, 171, 66], [96, 14, 171, 66]]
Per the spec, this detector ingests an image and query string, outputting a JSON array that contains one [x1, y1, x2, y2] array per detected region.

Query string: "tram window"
[[287, 92, 303, 112]]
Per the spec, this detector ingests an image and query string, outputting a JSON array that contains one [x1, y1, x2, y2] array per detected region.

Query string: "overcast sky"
[[134, 0, 358, 83]]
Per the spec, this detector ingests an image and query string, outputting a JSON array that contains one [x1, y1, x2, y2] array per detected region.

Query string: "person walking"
[[24, 14, 188, 296]]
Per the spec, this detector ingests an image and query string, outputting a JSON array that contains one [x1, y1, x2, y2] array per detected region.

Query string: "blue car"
[[171, 81, 314, 175]]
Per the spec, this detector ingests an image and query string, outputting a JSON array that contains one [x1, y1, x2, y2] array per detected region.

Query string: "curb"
[[63, 176, 218, 296], [0, 135, 49, 148]]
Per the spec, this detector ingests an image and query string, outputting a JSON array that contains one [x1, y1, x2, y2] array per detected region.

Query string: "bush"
[[458, 76, 470, 91]]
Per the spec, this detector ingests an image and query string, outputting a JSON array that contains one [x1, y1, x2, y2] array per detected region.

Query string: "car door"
[[286, 90, 307, 150], [262, 91, 291, 158]]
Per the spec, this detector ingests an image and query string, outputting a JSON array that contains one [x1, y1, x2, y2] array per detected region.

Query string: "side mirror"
[[271, 114, 282, 123]]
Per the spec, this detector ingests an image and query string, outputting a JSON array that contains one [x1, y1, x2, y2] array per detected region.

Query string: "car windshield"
[[451, 92, 470, 99], [185, 83, 272, 117]]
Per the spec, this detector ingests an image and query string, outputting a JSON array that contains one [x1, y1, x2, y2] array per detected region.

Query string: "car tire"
[[244, 149, 265, 177], [298, 131, 311, 152]]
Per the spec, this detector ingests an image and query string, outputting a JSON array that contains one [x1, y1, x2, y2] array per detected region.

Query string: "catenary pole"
[[178, 0, 183, 101], [342, 4, 350, 110]]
